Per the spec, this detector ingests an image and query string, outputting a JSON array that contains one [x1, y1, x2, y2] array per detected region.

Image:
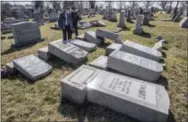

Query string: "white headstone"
[[107, 50, 163, 81], [117, 10, 126, 28], [153, 41, 163, 52], [89, 55, 108, 70], [134, 15, 144, 34], [120, 40, 162, 61]]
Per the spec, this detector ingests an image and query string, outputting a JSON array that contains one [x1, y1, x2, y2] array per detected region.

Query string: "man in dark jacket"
[[58, 7, 73, 42], [72, 7, 81, 36]]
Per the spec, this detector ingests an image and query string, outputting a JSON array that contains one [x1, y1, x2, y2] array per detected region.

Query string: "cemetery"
[[1, 1, 188, 122]]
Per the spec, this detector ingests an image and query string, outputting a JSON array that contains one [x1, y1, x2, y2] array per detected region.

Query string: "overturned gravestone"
[[13, 54, 52, 81], [134, 15, 144, 35], [89, 55, 108, 70], [117, 10, 126, 29], [179, 17, 188, 28], [12, 21, 41, 47], [107, 50, 163, 81], [120, 40, 162, 61], [37, 46, 53, 61], [106, 43, 122, 55], [96, 29, 122, 44], [84, 31, 104, 45], [75, 34, 84, 40], [48, 39, 88, 65], [153, 41, 163, 52], [90, 20, 106, 27], [87, 65, 169, 122], [113, 28, 122, 33], [78, 22, 92, 29], [60, 65, 99, 104], [70, 39, 96, 52]]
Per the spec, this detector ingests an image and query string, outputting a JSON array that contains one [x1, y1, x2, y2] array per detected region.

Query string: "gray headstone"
[[179, 17, 188, 28], [96, 29, 122, 44], [106, 43, 122, 55], [48, 39, 88, 65], [13, 55, 52, 81], [89, 55, 108, 70], [70, 39, 96, 52], [75, 34, 85, 40], [109, 11, 117, 22], [120, 40, 162, 61], [49, 11, 58, 22], [37, 46, 52, 61], [107, 50, 163, 81], [60, 65, 99, 104], [87, 65, 169, 122], [126, 10, 132, 22], [134, 15, 144, 34], [12, 21, 41, 46], [84, 31, 104, 45], [117, 10, 126, 28]]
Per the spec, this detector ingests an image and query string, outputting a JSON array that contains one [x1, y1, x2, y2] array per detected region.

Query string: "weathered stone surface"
[[153, 41, 163, 52], [49, 11, 58, 22], [179, 17, 188, 28], [90, 20, 106, 27], [87, 65, 169, 122], [89, 56, 108, 70], [13, 55, 52, 81], [96, 29, 122, 44], [12, 21, 41, 46], [60, 65, 99, 104], [70, 39, 96, 52], [107, 50, 163, 81], [106, 43, 122, 55], [78, 22, 92, 29], [134, 15, 144, 35], [6, 62, 17, 75], [75, 34, 85, 40], [48, 39, 88, 65], [117, 10, 126, 28], [37, 46, 52, 61], [120, 40, 162, 61], [84, 31, 104, 45]]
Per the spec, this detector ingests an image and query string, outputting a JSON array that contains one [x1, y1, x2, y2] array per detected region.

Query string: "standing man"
[[72, 7, 81, 37], [58, 7, 74, 43]]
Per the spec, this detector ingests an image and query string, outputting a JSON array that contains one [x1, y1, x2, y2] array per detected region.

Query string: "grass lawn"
[[1, 12, 187, 122]]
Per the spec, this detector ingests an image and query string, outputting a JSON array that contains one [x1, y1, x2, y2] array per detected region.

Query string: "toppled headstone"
[[112, 28, 122, 33], [153, 41, 163, 52], [6, 62, 17, 75], [179, 17, 188, 28], [37, 46, 52, 61], [87, 65, 169, 122], [117, 10, 126, 29], [60, 65, 98, 104], [89, 56, 108, 70], [78, 22, 92, 29], [70, 39, 96, 52], [107, 50, 163, 81], [48, 39, 88, 65], [106, 43, 122, 55], [96, 29, 122, 44], [134, 15, 144, 35], [75, 34, 84, 40], [84, 31, 104, 45], [13, 55, 52, 81], [120, 40, 162, 61], [90, 20, 106, 27], [12, 21, 41, 47]]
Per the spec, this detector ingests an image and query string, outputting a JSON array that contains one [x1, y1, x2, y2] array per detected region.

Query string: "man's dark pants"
[[73, 23, 78, 36], [62, 25, 72, 40]]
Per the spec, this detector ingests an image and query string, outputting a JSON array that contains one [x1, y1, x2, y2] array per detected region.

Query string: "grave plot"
[[120, 40, 162, 61], [13, 54, 52, 81], [107, 50, 163, 81], [48, 39, 88, 65], [70, 39, 96, 52]]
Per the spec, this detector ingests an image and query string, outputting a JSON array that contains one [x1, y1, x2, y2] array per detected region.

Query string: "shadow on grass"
[[126, 20, 134, 24], [162, 51, 167, 58], [166, 111, 177, 122], [156, 75, 169, 90], [143, 24, 156, 27], [59, 98, 139, 122], [98, 42, 111, 49], [137, 32, 151, 39]]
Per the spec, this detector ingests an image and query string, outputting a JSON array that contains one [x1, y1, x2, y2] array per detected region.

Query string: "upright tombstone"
[[143, 12, 150, 25], [179, 17, 188, 28], [11, 21, 41, 47], [134, 15, 144, 34], [126, 9, 132, 22], [48, 39, 88, 65], [96, 29, 122, 44], [84, 31, 104, 45], [86, 65, 169, 122], [49, 10, 58, 22], [13, 55, 52, 81], [120, 40, 162, 61], [109, 11, 117, 22], [117, 10, 126, 29], [107, 50, 163, 81], [33, 7, 44, 25]]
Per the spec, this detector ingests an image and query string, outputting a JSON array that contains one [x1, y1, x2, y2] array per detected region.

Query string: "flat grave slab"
[[87, 65, 169, 122], [84, 31, 104, 45], [89, 55, 108, 70], [106, 43, 122, 55], [70, 39, 96, 52], [120, 40, 162, 61], [48, 39, 88, 65], [107, 50, 163, 81], [13, 54, 52, 81]]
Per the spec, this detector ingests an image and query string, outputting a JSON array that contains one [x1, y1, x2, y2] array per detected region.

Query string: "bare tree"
[[143, 1, 154, 10], [158, 1, 168, 11], [129, 1, 138, 10], [172, 1, 180, 20], [89, 1, 95, 9], [167, 1, 173, 14]]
